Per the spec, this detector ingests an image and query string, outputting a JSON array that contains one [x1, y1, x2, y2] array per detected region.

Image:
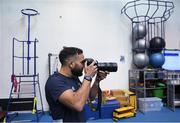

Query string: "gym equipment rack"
[[4, 8, 44, 122]]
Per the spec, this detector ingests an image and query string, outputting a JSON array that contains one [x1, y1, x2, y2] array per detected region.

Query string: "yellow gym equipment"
[[112, 90, 136, 122], [32, 97, 37, 114]]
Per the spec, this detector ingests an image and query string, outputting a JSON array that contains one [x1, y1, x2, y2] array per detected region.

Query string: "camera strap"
[[87, 85, 102, 117]]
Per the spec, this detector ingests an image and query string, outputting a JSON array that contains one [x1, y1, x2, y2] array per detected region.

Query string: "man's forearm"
[[76, 79, 91, 106]]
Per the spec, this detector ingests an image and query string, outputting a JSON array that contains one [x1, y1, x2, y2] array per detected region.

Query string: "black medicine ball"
[[149, 37, 166, 53]]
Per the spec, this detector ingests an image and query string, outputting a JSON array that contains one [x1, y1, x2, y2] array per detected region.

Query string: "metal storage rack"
[[167, 71, 180, 111], [129, 69, 168, 109]]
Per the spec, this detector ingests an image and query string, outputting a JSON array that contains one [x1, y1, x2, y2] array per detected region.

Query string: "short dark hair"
[[59, 46, 83, 65]]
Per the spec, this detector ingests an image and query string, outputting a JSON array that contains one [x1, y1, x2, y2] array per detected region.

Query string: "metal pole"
[[27, 15, 31, 74]]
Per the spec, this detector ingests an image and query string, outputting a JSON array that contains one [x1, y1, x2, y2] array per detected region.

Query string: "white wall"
[[0, 0, 179, 111], [166, 0, 180, 49], [0, 2, 2, 82]]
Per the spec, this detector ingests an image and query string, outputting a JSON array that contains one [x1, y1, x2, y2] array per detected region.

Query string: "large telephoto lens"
[[97, 62, 117, 72], [85, 58, 118, 72]]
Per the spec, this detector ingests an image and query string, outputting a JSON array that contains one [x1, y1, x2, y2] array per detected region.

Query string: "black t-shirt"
[[45, 72, 86, 122]]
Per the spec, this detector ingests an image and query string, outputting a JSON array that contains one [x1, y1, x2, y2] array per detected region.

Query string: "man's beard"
[[71, 67, 83, 77]]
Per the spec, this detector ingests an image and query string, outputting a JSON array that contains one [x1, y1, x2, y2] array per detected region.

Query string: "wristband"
[[84, 76, 92, 82]]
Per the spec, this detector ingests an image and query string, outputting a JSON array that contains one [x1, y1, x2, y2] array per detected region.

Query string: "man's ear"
[[69, 61, 74, 69]]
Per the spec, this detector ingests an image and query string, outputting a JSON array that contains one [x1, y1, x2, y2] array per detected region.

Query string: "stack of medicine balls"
[[132, 23, 165, 69]]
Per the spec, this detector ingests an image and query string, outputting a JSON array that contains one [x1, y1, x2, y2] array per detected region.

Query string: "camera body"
[[85, 58, 118, 72]]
